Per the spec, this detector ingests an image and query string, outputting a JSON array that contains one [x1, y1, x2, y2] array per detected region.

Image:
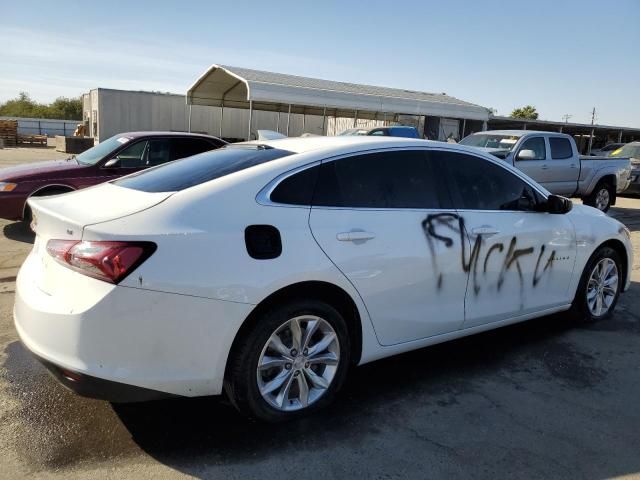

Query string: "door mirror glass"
[[517, 149, 537, 161], [545, 194, 573, 214], [104, 157, 120, 168]]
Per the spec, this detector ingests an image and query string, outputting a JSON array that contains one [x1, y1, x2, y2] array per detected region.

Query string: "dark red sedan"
[[0, 132, 226, 221]]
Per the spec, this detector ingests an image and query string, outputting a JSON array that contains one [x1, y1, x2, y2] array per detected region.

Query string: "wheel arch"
[[22, 184, 76, 219], [595, 238, 629, 288], [224, 281, 363, 379]]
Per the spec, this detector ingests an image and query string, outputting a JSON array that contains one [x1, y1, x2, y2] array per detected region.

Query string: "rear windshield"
[[113, 145, 294, 192]]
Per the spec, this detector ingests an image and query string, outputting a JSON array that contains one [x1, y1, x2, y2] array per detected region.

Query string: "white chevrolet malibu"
[[14, 136, 632, 421]]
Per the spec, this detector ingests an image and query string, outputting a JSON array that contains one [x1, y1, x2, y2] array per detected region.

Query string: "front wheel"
[[569, 246, 622, 322], [224, 300, 351, 422]]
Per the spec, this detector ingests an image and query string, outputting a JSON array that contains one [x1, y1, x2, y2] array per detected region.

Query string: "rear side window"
[[114, 146, 293, 192], [270, 165, 320, 205], [436, 151, 542, 211], [313, 150, 441, 209], [549, 138, 573, 159], [170, 138, 218, 161]]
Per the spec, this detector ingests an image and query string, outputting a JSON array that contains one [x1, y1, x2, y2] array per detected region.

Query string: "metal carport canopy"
[[186, 64, 490, 121]]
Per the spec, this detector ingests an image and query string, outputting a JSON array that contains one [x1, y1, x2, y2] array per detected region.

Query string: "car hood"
[[471, 147, 512, 159], [0, 159, 83, 181]]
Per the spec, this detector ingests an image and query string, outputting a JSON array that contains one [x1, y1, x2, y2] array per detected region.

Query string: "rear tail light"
[[46, 240, 156, 284]]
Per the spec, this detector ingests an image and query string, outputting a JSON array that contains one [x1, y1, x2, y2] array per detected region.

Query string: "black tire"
[[568, 246, 622, 322], [583, 180, 614, 212], [224, 299, 351, 422]]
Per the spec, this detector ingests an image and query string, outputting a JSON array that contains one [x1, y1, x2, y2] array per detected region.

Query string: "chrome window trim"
[[256, 145, 549, 211]]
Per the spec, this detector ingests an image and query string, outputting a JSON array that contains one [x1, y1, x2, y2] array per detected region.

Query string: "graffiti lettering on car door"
[[421, 213, 558, 296]]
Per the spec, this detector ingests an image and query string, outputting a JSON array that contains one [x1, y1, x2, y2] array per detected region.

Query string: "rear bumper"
[[623, 172, 640, 194], [33, 351, 176, 402], [14, 252, 254, 399]]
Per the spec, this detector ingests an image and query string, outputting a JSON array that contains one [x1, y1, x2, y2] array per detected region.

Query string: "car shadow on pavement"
[[3, 221, 34, 244], [3, 287, 640, 477]]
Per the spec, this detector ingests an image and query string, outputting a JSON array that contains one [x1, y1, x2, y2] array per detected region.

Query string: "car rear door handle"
[[336, 231, 376, 242], [471, 226, 500, 236], [541, 164, 549, 170], [569, 163, 578, 168]]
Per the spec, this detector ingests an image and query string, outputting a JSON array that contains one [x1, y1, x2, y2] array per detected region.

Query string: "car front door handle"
[[541, 164, 549, 170], [336, 231, 376, 242], [471, 226, 500, 236]]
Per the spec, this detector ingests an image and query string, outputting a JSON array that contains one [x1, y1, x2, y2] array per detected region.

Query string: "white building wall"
[[85, 89, 384, 142]]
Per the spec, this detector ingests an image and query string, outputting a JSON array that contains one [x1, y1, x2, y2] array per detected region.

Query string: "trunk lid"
[[27, 183, 171, 294]]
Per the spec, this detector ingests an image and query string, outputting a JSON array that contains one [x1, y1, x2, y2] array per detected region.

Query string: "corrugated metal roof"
[[187, 64, 490, 121], [217, 65, 482, 109]]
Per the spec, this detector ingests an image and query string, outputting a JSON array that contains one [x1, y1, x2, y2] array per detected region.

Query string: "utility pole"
[[562, 114, 572, 123], [588, 107, 596, 155]]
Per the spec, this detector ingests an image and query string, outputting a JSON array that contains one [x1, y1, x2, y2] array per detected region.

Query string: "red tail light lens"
[[46, 240, 157, 284]]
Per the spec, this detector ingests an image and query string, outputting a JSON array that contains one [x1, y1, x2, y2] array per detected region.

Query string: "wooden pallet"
[[0, 120, 18, 147], [17, 134, 48, 146]]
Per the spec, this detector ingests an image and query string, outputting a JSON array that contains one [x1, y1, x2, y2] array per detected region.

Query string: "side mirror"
[[104, 157, 120, 168], [517, 149, 537, 161], [546, 194, 573, 214]]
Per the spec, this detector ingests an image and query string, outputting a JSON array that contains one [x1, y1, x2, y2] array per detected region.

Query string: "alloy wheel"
[[595, 188, 610, 211], [257, 315, 340, 411], [586, 257, 618, 316]]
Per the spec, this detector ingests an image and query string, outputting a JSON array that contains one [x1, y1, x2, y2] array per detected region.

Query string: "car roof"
[[473, 130, 570, 137], [245, 135, 490, 158], [118, 131, 222, 140]]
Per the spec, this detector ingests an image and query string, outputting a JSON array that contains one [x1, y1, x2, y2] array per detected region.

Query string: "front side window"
[[437, 151, 542, 211], [313, 150, 441, 209], [517, 137, 546, 160], [115, 140, 148, 168], [549, 138, 573, 159]]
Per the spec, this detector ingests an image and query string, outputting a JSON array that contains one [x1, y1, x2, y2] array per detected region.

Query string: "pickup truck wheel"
[[584, 182, 613, 212]]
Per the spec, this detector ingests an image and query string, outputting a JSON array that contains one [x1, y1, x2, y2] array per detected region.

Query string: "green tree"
[[0, 92, 81, 120], [510, 105, 539, 120]]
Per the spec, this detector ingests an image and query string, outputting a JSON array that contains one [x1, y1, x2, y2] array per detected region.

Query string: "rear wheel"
[[224, 300, 350, 422], [584, 181, 614, 212], [569, 246, 622, 322]]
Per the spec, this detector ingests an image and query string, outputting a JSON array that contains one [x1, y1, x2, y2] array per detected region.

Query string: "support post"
[[353, 110, 358, 128], [286, 104, 292, 136], [618, 130, 623, 143], [276, 109, 281, 133], [219, 103, 224, 137], [247, 100, 253, 140], [461, 118, 466, 139], [523, 123, 527, 130], [383, 112, 387, 126], [588, 128, 595, 155], [559, 126, 563, 133], [482, 121, 488, 131], [302, 108, 306, 133], [322, 106, 327, 135], [188, 105, 192, 133]]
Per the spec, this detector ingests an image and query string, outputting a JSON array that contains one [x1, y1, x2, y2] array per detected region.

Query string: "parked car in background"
[[15, 136, 632, 422], [338, 125, 420, 138], [590, 143, 625, 157], [0, 132, 226, 222], [611, 142, 640, 194], [460, 130, 632, 211]]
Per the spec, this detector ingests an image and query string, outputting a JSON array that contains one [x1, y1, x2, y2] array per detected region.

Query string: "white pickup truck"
[[460, 130, 632, 211]]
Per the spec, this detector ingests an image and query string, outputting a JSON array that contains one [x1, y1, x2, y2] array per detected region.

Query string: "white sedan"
[[14, 136, 633, 421]]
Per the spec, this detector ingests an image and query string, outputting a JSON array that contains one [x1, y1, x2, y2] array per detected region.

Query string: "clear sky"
[[1, 0, 638, 127]]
